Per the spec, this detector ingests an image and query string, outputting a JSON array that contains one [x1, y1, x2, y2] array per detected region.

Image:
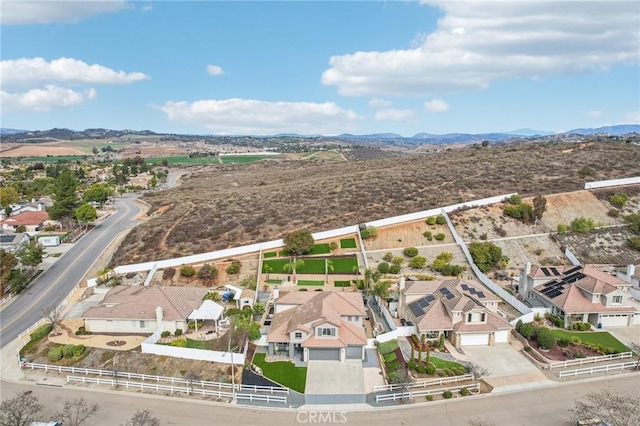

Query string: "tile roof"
[[82, 285, 209, 321], [267, 291, 366, 347], [0, 211, 49, 226]]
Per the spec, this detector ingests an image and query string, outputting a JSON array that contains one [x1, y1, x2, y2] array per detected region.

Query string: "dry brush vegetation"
[[111, 142, 640, 266]]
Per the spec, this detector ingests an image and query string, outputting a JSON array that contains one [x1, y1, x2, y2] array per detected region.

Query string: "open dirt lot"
[[0, 143, 85, 157]]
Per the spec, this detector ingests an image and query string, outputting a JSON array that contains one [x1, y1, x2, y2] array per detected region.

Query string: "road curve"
[[0, 195, 142, 348]]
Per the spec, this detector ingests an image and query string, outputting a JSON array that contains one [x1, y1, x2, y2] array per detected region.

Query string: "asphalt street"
[[1, 374, 638, 425], [0, 194, 142, 348]]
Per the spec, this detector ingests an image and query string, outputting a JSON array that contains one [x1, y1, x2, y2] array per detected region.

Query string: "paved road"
[[1, 374, 637, 425], [0, 195, 142, 348]]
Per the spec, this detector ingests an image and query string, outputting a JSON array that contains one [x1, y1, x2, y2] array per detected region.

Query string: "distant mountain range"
[[1, 124, 638, 145]]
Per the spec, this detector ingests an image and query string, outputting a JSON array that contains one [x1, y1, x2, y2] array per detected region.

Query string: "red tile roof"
[[1, 211, 49, 226]]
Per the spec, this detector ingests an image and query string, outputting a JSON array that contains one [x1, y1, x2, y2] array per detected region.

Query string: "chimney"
[[399, 276, 406, 292], [627, 264, 636, 279], [524, 262, 531, 276], [273, 285, 279, 300], [37, 202, 43, 212], [155, 306, 163, 329]]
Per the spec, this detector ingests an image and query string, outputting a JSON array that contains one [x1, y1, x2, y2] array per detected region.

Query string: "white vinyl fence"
[[557, 361, 639, 378], [375, 383, 479, 403], [549, 352, 633, 369], [66, 376, 287, 404], [564, 248, 581, 266], [374, 327, 416, 344], [584, 176, 640, 189], [373, 374, 473, 392]]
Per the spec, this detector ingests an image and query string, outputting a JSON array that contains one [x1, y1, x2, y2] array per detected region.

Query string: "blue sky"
[[1, 0, 639, 136]]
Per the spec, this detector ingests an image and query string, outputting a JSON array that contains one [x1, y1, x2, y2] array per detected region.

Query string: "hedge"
[[72, 345, 85, 357], [48, 345, 63, 361], [63, 344, 75, 359], [30, 323, 53, 341]]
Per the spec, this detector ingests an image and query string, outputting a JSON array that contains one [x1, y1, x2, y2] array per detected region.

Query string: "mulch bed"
[[528, 340, 600, 361]]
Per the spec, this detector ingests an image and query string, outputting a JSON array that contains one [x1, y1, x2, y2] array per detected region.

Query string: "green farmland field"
[[220, 155, 277, 164], [145, 156, 220, 165], [19, 156, 88, 163]]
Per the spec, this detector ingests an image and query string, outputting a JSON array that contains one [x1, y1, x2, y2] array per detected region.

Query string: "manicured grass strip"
[[334, 281, 351, 287], [378, 339, 399, 355], [550, 330, 628, 353], [20, 156, 87, 163], [267, 279, 282, 284], [310, 244, 331, 255], [186, 339, 207, 349], [340, 238, 357, 249], [146, 156, 221, 165], [263, 251, 277, 258], [383, 352, 397, 362], [330, 256, 359, 273], [429, 357, 466, 370], [253, 353, 307, 393], [297, 280, 324, 286], [279, 250, 290, 257], [262, 259, 290, 273]]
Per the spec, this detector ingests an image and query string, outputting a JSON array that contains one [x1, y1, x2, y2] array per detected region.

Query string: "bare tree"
[[468, 418, 495, 426], [0, 391, 42, 426], [628, 342, 640, 370], [469, 362, 489, 392], [42, 305, 63, 329], [533, 195, 547, 225], [54, 399, 100, 426], [183, 370, 201, 393], [569, 388, 640, 426], [122, 409, 161, 426]]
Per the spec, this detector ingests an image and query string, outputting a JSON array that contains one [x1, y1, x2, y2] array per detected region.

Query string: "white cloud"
[[1, 57, 149, 89], [1, 85, 97, 112], [374, 108, 415, 121], [424, 99, 450, 112], [322, 1, 640, 96], [624, 111, 640, 124], [368, 98, 392, 108], [1, 0, 130, 25], [585, 110, 603, 118], [206, 65, 224, 76], [156, 98, 362, 135]]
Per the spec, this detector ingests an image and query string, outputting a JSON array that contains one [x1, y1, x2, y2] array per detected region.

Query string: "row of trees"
[[0, 392, 160, 426]]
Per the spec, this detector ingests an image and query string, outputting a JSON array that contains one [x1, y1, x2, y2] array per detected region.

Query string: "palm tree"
[[282, 258, 304, 282], [364, 268, 381, 295], [262, 264, 273, 282], [325, 259, 334, 283], [371, 280, 391, 314]]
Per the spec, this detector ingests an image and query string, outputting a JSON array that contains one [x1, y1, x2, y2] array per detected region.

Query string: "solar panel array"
[[408, 295, 436, 317], [460, 283, 486, 299], [538, 267, 586, 299]]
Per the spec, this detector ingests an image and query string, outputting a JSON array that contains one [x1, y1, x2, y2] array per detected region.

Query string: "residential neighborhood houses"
[[1, 169, 639, 422]]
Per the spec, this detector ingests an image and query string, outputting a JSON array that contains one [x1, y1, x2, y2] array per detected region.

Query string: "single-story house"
[[398, 277, 513, 347], [267, 290, 367, 362], [0, 211, 50, 233], [0, 229, 30, 253], [519, 263, 640, 328], [238, 289, 256, 310], [82, 286, 210, 333]]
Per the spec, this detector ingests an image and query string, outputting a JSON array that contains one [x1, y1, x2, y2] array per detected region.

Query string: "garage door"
[[346, 346, 362, 359], [494, 330, 510, 343], [308, 349, 341, 361], [460, 333, 489, 346], [599, 314, 629, 327]]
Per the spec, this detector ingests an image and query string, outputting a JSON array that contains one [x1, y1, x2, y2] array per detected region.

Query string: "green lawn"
[[263, 251, 277, 258], [340, 238, 357, 249], [145, 156, 220, 165], [377, 339, 399, 355], [253, 353, 307, 393], [551, 330, 629, 353], [330, 256, 359, 273], [429, 357, 467, 371], [297, 280, 324, 286], [310, 244, 331, 255], [262, 256, 359, 275], [267, 279, 282, 284], [334, 281, 351, 287]]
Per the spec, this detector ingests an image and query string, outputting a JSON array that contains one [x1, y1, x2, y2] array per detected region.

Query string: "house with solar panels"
[[519, 263, 640, 328], [397, 277, 513, 348]]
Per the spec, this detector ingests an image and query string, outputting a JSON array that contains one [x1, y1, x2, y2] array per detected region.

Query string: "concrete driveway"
[[461, 343, 552, 392], [606, 325, 640, 347], [305, 360, 365, 404]]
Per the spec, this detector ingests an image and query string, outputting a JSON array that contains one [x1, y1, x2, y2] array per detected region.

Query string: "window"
[[318, 328, 335, 337], [140, 321, 147, 328], [481, 313, 486, 322], [612, 295, 623, 305], [467, 313, 473, 322], [294, 332, 303, 339]]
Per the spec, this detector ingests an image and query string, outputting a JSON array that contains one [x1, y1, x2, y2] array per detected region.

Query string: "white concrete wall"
[[564, 248, 581, 266], [375, 326, 415, 343], [584, 176, 640, 189], [141, 328, 245, 364], [85, 318, 183, 333]]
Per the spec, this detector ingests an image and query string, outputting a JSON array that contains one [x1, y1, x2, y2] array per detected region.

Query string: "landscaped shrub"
[[226, 260, 241, 275], [329, 242, 338, 251], [515, 320, 523, 333], [48, 345, 63, 361], [389, 264, 401, 274], [75, 326, 91, 336], [30, 323, 53, 341], [360, 226, 377, 239], [426, 365, 436, 375], [454, 367, 467, 375], [62, 344, 75, 358], [386, 360, 400, 371], [403, 247, 418, 258], [426, 395, 434, 401], [377, 262, 390, 274], [378, 339, 399, 355], [423, 231, 432, 238], [180, 265, 195, 277], [557, 223, 568, 234], [519, 322, 536, 339], [608, 209, 620, 218], [524, 345, 532, 352], [436, 370, 445, 377], [558, 338, 570, 348], [536, 327, 557, 350], [578, 166, 597, 177], [570, 322, 591, 331], [407, 360, 417, 371], [459, 387, 469, 396], [426, 217, 437, 225], [416, 364, 427, 374], [435, 233, 446, 241], [443, 368, 454, 376], [383, 352, 397, 363], [436, 215, 446, 225], [629, 236, 640, 251], [382, 252, 393, 262], [161, 331, 170, 338], [162, 267, 176, 280], [442, 390, 453, 399], [174, 329, 182, 336], [72, 345, 85, 357], [570, 336, 582, 344], [468, 241, 502, 273], [570, 216, 596, 234], [409, 256, 427, 269], [546, 314, 564, 328], [504, 202, 534, 222], [507, 194, 522, 205], [197, 263, 218, 281]]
